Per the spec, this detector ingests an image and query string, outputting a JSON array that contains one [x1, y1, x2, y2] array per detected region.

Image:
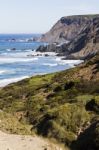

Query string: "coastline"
[[0, 33, 85, 89], [0, 51, 83, 88]]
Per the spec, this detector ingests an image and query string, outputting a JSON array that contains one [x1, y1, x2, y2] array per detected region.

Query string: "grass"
[[0, 111, 33, 135], [0, 53, 98, 150]]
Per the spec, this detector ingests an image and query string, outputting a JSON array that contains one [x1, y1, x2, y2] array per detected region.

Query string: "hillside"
[[40, 15, 99, 43], [0, 53, 99, 150], [37, 14, 99, 59]]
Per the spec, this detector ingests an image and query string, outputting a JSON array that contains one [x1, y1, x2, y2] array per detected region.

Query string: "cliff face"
[[67, 16, 99, 59], [38, 15, 99, 59], [40, 15, 99, 43]]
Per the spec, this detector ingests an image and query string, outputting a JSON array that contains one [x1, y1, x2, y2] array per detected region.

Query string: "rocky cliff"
[[37, 15, 99, 59], [40, 15, 99, 43], [66, 16, 99, 59]]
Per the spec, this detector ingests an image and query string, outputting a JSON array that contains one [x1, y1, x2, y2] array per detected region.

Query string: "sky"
[[0, 0, 99, 34]]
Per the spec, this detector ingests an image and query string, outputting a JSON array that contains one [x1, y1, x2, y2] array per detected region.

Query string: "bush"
[[64, 81, 75, 90], [85, 96, 99, 113]]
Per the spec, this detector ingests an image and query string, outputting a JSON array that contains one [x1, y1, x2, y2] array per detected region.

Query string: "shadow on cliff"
[[71, 120, 99, 150]]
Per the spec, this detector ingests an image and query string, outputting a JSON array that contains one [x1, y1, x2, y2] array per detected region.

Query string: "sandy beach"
[[0, 131, 63, 150]]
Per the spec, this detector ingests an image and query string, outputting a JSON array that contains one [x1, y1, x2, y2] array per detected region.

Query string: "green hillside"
[[0, 54, 99, 150]]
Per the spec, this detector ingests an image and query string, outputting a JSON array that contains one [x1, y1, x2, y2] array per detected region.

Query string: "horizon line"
[[0, 33, 43, 35]]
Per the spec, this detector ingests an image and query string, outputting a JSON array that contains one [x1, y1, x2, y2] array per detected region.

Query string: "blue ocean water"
[[0, 34, 82, 87]]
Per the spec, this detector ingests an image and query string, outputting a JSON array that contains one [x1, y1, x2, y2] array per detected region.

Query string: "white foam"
[[0, 57, 38, 64], [25, 49, 33, 52], [6, 49, 11, 52], [3, 50, 33, 58], [55, 57, 62, 61], [0, 70, 7, 75], [0, 69, 16, 75], [60, 60, 83, 65], [0, 76, 29, 87], [43, 63, 58, 67], [42, 52, 57, 56], [3, 50, 57, 58], [31, 51, 57, 57], [55, 57, 83, 65]]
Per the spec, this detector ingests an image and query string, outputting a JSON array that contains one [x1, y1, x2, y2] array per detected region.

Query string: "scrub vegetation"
[[0, 54, 99, 150]]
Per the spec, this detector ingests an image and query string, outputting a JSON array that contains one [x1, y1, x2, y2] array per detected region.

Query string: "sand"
[[0, 131, 62, 150]]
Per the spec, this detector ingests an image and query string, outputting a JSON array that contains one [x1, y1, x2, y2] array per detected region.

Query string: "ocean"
[[0, 34, 82, 87]]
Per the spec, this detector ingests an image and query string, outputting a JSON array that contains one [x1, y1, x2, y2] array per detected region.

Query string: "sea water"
[[0, 34, 82, 87]]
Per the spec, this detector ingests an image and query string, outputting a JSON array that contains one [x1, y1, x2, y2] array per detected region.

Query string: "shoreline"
[[0, 51, 84, 88], [0, 60, 83, 88], [0, 45, 83, 88]]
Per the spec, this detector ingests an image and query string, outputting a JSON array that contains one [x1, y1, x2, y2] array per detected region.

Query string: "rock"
[[38, 15, 99, 60], [11, 38, 16, 42], [44, 54, 49, 57], [37, 54, 42, 56], [36, 45, 48, 52], [36, 43, 67, 55], [40, 15, 99, 43], [11, 48, 16, 51]]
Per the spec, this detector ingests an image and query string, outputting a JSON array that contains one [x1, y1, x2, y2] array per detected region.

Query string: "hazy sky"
[[0, 0, 99, 33]]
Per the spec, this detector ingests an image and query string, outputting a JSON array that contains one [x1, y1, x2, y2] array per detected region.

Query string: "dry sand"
[[0, 131, 62, 150]]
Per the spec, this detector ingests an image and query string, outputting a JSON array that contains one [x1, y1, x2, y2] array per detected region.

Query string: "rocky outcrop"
[[37, 15, 99, 59], [40, 15, 99, 43], [66, 16, 99, 59], [36, 43, 67, 55]]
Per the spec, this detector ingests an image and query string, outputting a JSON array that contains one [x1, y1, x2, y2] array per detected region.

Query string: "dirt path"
[[0, 131, 62, 150]]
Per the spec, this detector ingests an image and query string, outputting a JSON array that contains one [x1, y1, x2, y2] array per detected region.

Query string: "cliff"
[[65, 16, 99, 59], [37, 15, 99, 59], [40, 15, 99, 43]]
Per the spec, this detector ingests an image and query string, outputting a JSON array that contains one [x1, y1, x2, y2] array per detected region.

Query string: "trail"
[[0, 131, 62, 150]]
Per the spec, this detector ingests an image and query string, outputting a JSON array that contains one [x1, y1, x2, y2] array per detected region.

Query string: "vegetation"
[[0, 54, 99, 150], [0, 111, 33, 135]]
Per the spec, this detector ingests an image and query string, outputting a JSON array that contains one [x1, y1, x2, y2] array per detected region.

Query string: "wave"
[[0, 76, 29, 87], [0, 69, 16, 75], [6, 49, 22, 52], [55, 57, 62, 61], [43, 59, 83, 67], [0, 57, 38, 64], [6, 39, 30, 43], [43, 63, 58, 67], [55, 57, 83, 65], [2, 49, 57, 58], [2, 49, 33, 58], [31, 51, 57, 57], [25, 49, 33, 52], [6, 49, 11, 52], [6, 49, 32, 52], [0, 70, 7, 75]]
